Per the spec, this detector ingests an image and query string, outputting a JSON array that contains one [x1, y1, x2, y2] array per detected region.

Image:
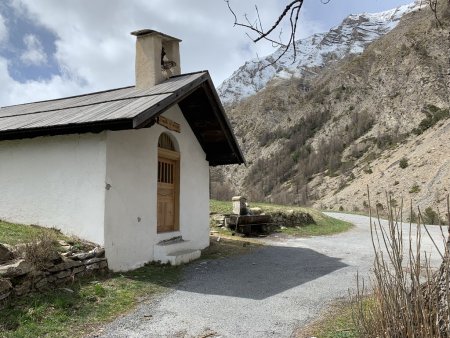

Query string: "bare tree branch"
[[226, 1, 290, 48], [427, 0, 448, 25], [226, 0, 448, 70], [253, 1, 303, 43], [225, 0, 305, 68]]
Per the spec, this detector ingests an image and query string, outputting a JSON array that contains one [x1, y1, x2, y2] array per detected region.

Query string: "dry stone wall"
[[0, 244, 14, 264], [0, 246, 108, 307], [266, 210, 315, 227]]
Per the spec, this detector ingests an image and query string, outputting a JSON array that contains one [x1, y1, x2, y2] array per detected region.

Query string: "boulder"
[[73, 266, 86, 274], [14, 280, 31, 296], [211, 214, 226, 227], [56, 270, 72, 279], [0, 278, 12, 300], [0, 259, 33, 278], [86, 263, 100, 270], [249, 207, 263, 215], [0, 244, 14, 264], [72, 251, 95, 261], [84, 257, 106, 265], [34, 277, 48, 290], [46, 258, 82, 272], [93, 247, 105, 258]]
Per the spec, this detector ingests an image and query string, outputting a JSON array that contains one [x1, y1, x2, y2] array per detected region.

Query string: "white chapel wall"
[[0, 133, 107, 244], [104, 126, 156, 271], [104, 104, 210, 271]]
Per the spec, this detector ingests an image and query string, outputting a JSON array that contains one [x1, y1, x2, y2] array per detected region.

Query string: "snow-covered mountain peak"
[[218, 1, 422, 104]]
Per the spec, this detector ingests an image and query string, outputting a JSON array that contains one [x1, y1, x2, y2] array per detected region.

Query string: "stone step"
[[166, 249, 201, 265], [154, 238, 202, 265], [154, 239, 192, 258]]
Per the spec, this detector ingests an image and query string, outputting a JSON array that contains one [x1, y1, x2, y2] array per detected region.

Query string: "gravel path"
[[95, 213, 446, 338]]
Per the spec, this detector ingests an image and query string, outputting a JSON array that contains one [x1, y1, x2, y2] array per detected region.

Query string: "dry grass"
[[21, 232, 60, 269], [352, 193, 450, 337]]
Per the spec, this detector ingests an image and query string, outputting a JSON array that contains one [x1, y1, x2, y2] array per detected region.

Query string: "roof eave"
[[202, 74, 245, 166], [131, 71, 245, 166], [0, 71, 245, 166], [0, 119, 133, 142], [131, 73, 209, 129]]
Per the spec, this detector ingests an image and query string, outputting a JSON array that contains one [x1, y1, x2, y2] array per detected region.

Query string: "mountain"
[[212, 1, 450, 218], [218, 1, 422, 105]]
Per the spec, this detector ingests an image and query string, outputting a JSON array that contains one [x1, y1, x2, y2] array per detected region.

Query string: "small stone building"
[[0, 30, 244, 271]]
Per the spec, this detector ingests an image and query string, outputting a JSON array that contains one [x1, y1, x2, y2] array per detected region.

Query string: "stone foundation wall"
[[0, 247, 108, 307]]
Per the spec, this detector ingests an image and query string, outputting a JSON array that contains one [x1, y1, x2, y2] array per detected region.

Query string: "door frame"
[[157, 147, 180, 233]]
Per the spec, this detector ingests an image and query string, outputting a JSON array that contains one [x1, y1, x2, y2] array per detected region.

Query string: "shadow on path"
[[178, 246, 348, 300]]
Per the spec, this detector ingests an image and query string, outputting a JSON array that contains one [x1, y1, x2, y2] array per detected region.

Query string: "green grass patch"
[[0, 264, 182, 338], [278, 217, 352, 237], [210, 200, 353, 237], [210, 199, 234, 214], [0, 220, 68, 246]]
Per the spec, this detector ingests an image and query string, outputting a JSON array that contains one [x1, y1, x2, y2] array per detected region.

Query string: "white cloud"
[[0, 57, 86, 106], [20, 34, 48, 66], [9, 0, 290, 92], [0, 14, 8, 44], [0, 0, 411, 107], [297, 7, 328, 39], [2, 0, 296, 106]]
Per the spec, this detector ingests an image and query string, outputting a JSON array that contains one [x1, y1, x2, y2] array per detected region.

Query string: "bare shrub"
[[352, 193, 450, 337], [399, 157, 409, 169], [423, 206, 446, 225], [22, 233, 59, 269]]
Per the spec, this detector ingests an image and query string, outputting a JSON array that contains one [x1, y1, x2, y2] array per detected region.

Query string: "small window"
[[158, 159, 174, 184], [158, 133, 175, 151]]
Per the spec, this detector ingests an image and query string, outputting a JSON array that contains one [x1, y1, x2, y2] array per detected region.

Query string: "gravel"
[[94, 213, 445, 338]]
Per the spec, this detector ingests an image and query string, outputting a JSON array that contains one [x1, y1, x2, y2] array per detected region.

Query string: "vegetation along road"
[[95, 213, 445, 338]]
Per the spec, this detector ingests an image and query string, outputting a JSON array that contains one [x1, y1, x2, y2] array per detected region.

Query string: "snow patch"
[[218, 1, 422, 104]]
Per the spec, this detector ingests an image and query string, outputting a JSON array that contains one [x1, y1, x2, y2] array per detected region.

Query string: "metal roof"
[[0, 71, 244, 166]]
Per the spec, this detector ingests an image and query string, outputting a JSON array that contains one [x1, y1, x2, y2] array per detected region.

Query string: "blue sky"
[[0, 0, 415, 106]]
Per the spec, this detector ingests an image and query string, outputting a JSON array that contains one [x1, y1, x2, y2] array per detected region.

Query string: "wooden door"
[[157, 149, 179, 233]]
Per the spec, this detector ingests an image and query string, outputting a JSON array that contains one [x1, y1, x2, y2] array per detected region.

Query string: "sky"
[[0, 0, 415, 106]]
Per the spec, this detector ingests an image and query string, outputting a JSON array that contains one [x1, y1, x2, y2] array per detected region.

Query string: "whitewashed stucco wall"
[[104, 127, 155, 271], [0, 133, 107, 244], [104, 104, 210, 271], [0, 105, 210, 271]]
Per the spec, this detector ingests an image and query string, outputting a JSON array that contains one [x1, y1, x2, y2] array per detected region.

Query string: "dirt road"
[[96, 213, 445, 337]]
